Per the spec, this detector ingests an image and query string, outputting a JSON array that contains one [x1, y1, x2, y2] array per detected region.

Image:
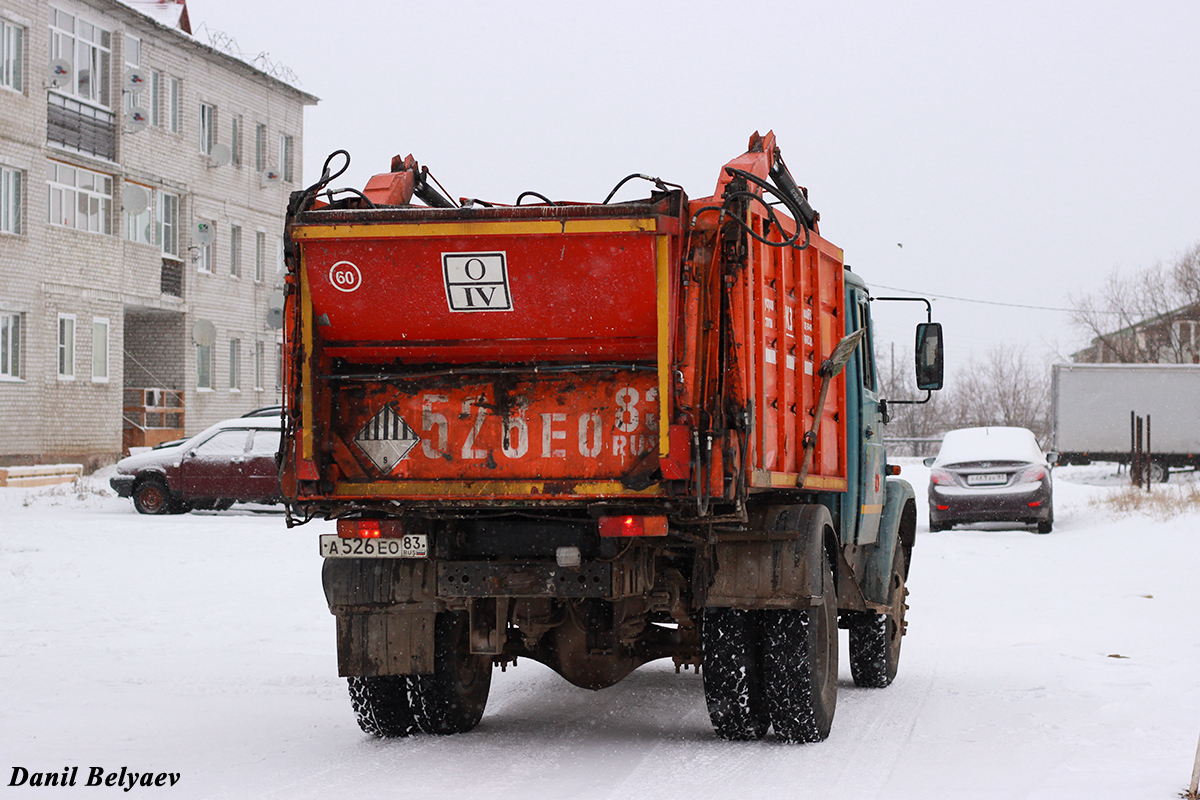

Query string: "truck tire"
[[848, 546, 908, 688], [410, 611, 491, 735], [760, 548, 838, 743], [348, 676, 416, 738], [701, 608, 769, 741], [133, 477, 174, 515]]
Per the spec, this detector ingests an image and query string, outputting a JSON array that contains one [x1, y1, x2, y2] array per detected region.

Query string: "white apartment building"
[[0, 0, 317, 469]]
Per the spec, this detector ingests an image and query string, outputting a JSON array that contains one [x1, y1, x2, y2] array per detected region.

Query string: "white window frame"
[[47, 160, 112, 234], [49, 8, 111, 108], [1, 18, 24, 93], [275, 342, 283, 390], [0, 311, 21, 380], [254, 123, 266, 171], [199, 102, 215, 155], [57, 313, 76, 379], [229, 224, 242, 278], [0, 164, 21, 234], [196, 220, 214, 273], [279, 133, 294, 182], [123, 183, 152, 244], [196, 342, 212, 390], [253, 340, 265, 391], [157, 190, 179, 257], [254, 230, 266, 282], [231, 115, 242, 167], [123, 34, 140, 113], [168, 76, 180, 133], [91, 316, 109, 382], [149, 68, 161, 126], [228, 337, 241, 391]]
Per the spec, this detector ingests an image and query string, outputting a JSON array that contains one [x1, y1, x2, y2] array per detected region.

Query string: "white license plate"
[[319, 533, 427, 558], [966, 473, 1007, 486]]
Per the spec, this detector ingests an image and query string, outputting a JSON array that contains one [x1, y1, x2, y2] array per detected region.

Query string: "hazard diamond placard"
[[354, 404, 420, 473]]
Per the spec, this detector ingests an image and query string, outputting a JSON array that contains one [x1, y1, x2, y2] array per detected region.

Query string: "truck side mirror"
[[915, 322, 944, 391]]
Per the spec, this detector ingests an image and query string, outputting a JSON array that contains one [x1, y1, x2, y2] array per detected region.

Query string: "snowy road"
[[2, 463, 1197, 799]]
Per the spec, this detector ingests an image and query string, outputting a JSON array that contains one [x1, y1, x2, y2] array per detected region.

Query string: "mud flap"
[[705, 504, 832, 609], [323, 558, 441, 675]]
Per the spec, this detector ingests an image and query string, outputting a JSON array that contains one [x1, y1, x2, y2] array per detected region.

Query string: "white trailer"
[[1051, 363, 1200, 480]]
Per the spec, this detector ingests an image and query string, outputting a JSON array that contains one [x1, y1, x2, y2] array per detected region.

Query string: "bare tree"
[[943, 345, 1051, 444]]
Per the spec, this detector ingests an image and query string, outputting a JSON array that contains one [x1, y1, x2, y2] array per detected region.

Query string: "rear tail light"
[[930, 469, 954, 486], [935, 505, 950, 511], [337, 519, 403, 539], [1020, 466, 1046, 483], [1027, 501, 1042, 508], [598, 515, 668, 538]]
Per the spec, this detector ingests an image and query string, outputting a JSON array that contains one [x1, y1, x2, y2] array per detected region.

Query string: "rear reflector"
[[598, 515, 668, 538], [936, 505, 949, 511], [337, 519, 403, 539], [1027, 501, 1042, 508]]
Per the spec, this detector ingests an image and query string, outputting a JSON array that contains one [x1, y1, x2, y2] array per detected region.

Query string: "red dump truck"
[[280, 131, 944, 742]]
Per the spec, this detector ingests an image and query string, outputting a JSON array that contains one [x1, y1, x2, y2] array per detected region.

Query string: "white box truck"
[[1051, 363, 1200, 481]]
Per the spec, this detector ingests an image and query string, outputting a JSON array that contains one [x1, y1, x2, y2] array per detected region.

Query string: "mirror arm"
[[882, 390, 933, 407]]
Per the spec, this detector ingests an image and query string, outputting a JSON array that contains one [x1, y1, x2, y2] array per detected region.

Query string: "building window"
[[254, 340, 264, 390], [50, 9, 111, 108], [228, 338, 241, 390], [196, 343, 212, 389], [254, 123, 266, 171], [168, 76, 180, 133], [92, 317, 108, 381], [149, 69, 161, 126], [199, 102, 215, 154], [0, 311, 20, 379], [157, 191, 179, 257], [279, 133, 294, 182], [1, 18, 23, 93], [277, 235, 285, 277], [276, 342, 283, 390], [57, 313, 76, 378], [0, 165, 21, 234], [123, 183, 151, 244], [123, 34, 140, 113], [47, 161, 112, 234], [196, 221, 214, 273], [229, 224, 242, 277], [231, 115, 242, 166], [254, 231, 266, 282]]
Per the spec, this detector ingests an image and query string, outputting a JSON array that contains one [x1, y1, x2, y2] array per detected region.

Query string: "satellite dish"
[[194, 221, 216, 246], [260, 168, 282, 187], [125, 106, 149, 133], [124, 67, 148, 91], [47, 59, 71, 88], [121, 185, 149, 215], [208, 143, 231, 168], [192, 319, 217, 347], [266, 289, 285, 330]]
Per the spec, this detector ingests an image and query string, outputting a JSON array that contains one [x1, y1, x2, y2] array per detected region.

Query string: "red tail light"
[[337, 519, 402, 539], [598, 515, 668, 538], [930, 469, 954, 486], [935, 505, 949, 511], [1021, 466, 1046, 483], [1027, 501, 1042, 508]]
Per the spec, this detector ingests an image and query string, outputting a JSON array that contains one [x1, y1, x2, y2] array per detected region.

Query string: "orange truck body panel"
[[283, 134, 848, 506]]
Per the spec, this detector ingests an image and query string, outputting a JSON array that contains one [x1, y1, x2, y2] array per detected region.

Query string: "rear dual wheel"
[[702, 545, 839, 743], [348, 611, 492, 738]]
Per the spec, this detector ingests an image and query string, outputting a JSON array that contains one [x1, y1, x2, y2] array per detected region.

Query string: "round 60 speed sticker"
[[329, 260, 362, 293]]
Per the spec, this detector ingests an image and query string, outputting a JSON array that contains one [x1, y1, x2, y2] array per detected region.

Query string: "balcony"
[[48, 94, 117, 162]]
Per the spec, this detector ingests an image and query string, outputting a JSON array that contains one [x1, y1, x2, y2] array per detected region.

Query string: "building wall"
[[0, 0, 315, 469]]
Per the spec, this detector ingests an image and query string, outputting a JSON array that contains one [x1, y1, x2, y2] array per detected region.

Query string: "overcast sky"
[[188, 0, 1200, 376]]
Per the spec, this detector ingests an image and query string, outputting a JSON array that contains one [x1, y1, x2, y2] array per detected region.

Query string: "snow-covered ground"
[[2, 462, 1198, 799]]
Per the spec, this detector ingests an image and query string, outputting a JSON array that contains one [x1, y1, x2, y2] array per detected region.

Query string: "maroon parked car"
[[110, 417, 283, 514]]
